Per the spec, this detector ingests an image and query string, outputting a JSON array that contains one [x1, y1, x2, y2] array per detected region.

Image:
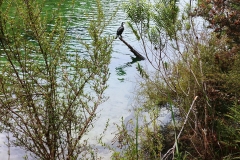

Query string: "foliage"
[[111, 117, 140, 160], [0, 0, 114, 159], [197, 0, 240, 44], [110, 112, 164, 160], [197, 0, 240, 74], [118, 0, 240, 159], [152, 0, 179, 39], [123, 0, 151, 40]]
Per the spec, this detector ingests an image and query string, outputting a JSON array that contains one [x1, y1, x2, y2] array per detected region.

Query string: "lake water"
[[0, 0, 146, 159], [64, 0, 153, 158], [0, 0, 178, 159]]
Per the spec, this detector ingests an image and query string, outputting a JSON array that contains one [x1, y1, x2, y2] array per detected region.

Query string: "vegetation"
[[1, 0, 240, 159], [0, 0, 115, 159], [110, 0, 240, 159]]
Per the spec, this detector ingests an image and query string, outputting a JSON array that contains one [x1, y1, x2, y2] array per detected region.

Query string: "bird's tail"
[[115, 35, 118, 39]]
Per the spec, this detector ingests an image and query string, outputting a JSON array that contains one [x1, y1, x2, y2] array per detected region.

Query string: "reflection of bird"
[[115, 22, 124, 39]]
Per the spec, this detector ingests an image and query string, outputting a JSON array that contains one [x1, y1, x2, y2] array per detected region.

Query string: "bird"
[[115, 22, 124, 39]]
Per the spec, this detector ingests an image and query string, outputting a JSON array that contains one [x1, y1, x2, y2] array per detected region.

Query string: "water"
[[0, 0, 146, 159], [81, 0, 147, 158], [0, 0, 193, 158]]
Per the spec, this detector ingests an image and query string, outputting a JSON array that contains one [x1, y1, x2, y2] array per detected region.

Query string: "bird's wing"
[[117, 27, 124, 35]]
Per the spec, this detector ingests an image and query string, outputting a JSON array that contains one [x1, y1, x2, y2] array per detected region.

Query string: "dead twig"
[[119, 37, 145, 60], [162, 96, 198, 160]]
